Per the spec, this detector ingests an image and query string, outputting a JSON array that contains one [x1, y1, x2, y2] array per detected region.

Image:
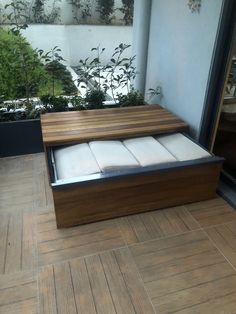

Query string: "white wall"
[[22, 25, 70, 62], [145, 0, 223, 137], [22, 25, 132, 66], [65, 25, 132, 66]]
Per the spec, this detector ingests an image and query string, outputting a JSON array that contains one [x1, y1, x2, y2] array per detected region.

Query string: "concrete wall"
[[22, 25, 132, 66], [145, 0, 223, 137]]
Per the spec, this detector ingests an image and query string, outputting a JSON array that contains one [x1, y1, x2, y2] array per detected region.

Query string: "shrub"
[[118, 89, 145, 107], [0, 28, 47, 100], [85, 89, 105, 109], [45, 60, 77, 95]]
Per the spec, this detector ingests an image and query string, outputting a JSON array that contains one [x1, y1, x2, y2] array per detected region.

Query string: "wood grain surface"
[[53, 162, 222, 228], [40, 105, 188, 146]]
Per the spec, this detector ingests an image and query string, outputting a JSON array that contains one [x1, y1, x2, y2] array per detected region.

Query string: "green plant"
[[103, 43, 136, 102], [39, 46, 65, 96], [81, 0, 91, 21], [43, 0, 61, 24], [24, 101, 46, 119], [38, 78, 64, 96], [118, 89, 145, 107], [3, 0, 29, 34], [70, 95, 85, 110], [0, 28, 47, 101], [67, 0, 92, 24], [77, 43, 137, 104], [119, 0, 134, 25], [85, 89, 105, 109], [96, 0, 114, 24], [148, 86, 161, 102], [227, 60, 236, 96], [0, 110, 25, 122], [40, 95, 68, 112], [31, 0, 45, 23], [77, 45, 107, 92], [0, 2, 53, 103], [45, 60, 77, 95], [50, 96, 69, 112], [2, 0, 61, 25]]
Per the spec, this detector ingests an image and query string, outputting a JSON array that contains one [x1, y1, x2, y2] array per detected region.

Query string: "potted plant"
[[118, 88, 145, 107], [0, 3, 79, 157]]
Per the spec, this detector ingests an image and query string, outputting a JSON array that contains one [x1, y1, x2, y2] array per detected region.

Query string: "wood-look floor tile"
[[0, 174, 34, 211], [2, 153, 236, 314], [33, 171, 54, 212], [39, 248, 155, 314], [0, 271, 38, 314], [37, 212, 125, 266], [173, 291, 236, 314], [185, 197, 236, 227], [0, 211, 37, 274], [0, 155, 34, 176], [117, 205, 199, 244], [0, 154, 52, 213], [205, 221, 236, 269], [130, 229, 236, 314]]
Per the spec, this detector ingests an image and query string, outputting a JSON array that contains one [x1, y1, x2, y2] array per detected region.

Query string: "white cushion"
[[156, 133, 211, 161], [123, 136, 176, 166], [54, 143, 100, 180], [89, 140, 140, 172]]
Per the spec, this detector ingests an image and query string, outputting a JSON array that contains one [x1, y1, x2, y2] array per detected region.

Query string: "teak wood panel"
[[53, 162, 222, 228], [40, 105, 188, 146]]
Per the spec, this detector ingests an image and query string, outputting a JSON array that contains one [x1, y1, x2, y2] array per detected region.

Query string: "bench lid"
[[41, 105, 188, 147]]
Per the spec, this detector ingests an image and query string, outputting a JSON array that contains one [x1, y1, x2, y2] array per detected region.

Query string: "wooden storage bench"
[[41, 105, 223, 228]]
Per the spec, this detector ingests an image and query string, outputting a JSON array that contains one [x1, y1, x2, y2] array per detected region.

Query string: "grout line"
[[126, 227, 203, 249], [183, 205, 236, 273], [183, 205, 202, 229], [20, 212, 23, 271], [3, 215, 10, 275], [68, 262, 78, 314], [203, 228, 236, 273], [84, 258, 98, 314], [126, 246, 157, 314], [99, 254, 118, 314], [52, 265, 59, 314], [37, 243, 128, 270], [112, 251, 138, 313], [33, 196, 41, 314], [115, 218, 157, 312]]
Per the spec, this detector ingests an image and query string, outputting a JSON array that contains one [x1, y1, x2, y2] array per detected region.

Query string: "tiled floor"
[[1, 154, 236, 313]]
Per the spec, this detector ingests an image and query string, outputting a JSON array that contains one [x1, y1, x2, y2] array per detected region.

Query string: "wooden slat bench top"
[[40, 105, 188, 147]]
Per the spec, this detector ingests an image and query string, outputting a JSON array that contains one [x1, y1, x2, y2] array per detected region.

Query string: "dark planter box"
[[0, 119, 44, 157]]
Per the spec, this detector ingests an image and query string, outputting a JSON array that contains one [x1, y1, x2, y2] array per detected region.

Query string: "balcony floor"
[[1, 154, 236, 314]]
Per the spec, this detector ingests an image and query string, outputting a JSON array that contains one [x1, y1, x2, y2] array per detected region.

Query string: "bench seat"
[[41, 105, 222, 228]]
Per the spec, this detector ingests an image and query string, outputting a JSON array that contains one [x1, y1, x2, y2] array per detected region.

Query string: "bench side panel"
[[52, 162, 222, 228]]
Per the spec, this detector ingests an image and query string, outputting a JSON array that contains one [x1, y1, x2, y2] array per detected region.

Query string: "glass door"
[[213, 40, 236, 190]]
